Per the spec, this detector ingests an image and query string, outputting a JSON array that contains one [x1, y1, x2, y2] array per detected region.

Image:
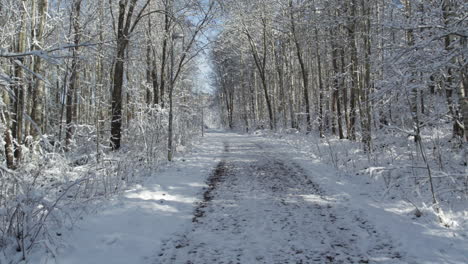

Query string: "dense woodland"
[[215, 0, 467, 142], [0, 0, 467, 262], [1, 0, 217, 260], [213, 0, 467, 213]]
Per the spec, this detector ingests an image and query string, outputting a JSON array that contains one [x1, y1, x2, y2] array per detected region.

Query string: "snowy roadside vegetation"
[[0, 107, 204, 263], [259, 124, 467, 230]]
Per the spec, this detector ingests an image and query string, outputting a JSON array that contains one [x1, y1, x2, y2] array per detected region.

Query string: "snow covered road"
[[155, 135, 407, 264], [54, 131, 467, 264]]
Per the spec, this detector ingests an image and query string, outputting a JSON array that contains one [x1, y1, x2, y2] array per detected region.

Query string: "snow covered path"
[[155, 136, 407, 264], [53, 131, 467, 264]]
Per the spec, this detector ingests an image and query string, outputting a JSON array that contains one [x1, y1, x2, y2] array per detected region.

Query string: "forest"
[[213, 0, 467, 222], [0, 0, 467, 263]]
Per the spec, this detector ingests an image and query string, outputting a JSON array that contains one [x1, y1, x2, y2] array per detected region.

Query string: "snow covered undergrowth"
[[256, 130, 468, 264], [27, 131, 225, 264]]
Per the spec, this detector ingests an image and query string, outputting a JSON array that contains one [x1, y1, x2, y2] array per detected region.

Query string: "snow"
[[33, 131, 467, 264], [46, 133, 225, 264], [157, 136, 404, 263], [259, 132, 468, 264]]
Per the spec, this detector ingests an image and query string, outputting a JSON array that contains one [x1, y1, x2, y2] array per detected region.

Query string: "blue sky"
[[195, 53, 215, 93]]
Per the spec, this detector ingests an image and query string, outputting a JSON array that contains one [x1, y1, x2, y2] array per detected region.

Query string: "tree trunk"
[[65, 0, 82, 151], [340, 46, 350, 138], [110, 0, 139, 150], [158, 0, 171, 107], [30, 0, 48, 138], [361, 0, 372, 151], [461, 36, 468, 142], [331, 29, 344, 139], [348, 0, 358, 141], [315, 27, 324, 137], [146, 18, 152, 105], [461, 66, 468, 142], [290, 0, 311, 132], [152, 60, 159, 105], [110, 45, 127, 150], [2, 92, 15, 169], [442, 0, 464, 138], [12, 0, 28, 160]]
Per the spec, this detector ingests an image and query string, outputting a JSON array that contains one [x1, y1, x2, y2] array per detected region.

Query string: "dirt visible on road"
[[155, 141, 406, 264], [193, 160, 231, 223]]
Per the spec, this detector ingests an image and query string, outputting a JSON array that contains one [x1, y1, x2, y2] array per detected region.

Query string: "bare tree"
[[65, 0, 82, 151], [110, 0, 151, 150]]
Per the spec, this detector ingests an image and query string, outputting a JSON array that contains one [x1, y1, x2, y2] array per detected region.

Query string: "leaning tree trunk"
[[246, 34, 274, 130], [289, 0, 311, 133]]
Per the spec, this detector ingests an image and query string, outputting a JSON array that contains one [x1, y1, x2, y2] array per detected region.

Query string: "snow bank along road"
[[155, 133, 411, 264]]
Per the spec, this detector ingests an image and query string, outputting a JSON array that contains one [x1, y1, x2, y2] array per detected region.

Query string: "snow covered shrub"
[[174, 102, 202, 149], [0, 127, 141, 262], [124, 105, 169, 164], [0, 159, 86, 262]]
